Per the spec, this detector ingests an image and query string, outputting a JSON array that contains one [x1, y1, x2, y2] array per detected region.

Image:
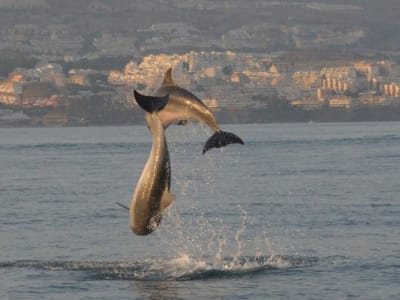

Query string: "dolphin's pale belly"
[[130, 165, 163, 235], [155, 86, 219, 131], [129, 114, 171, 236], [157, 105, 191, 128]]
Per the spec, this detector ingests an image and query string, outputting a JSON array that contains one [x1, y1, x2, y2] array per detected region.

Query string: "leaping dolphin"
[[133, 68, 244, 154], [130, 93, 175, 236]]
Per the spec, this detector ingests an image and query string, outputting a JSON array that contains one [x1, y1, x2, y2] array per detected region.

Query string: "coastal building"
[[316, 88, 336, 101], [291, 98, 323, 110], [293, 71, 320, 88], [69, 72, 91, 87], [359, 91, 385, 105], [381, 82, 400, 98], [320, 66, 358, 93], [0, 63, 75, 108], [0, 71, 27, 105], [328, 96, 352, 108]]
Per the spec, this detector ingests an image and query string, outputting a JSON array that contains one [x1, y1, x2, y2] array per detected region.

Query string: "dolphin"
[[133, 68, 244, 154], [129, 93, 175, 236]]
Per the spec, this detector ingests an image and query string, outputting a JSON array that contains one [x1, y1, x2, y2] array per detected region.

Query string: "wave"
[[0, 255, 319, 281], [245, 134, 400, 148], [0, 142, 138, 151]]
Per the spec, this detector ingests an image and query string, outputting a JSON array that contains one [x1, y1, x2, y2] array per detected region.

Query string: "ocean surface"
[[0, 122, 399, 299]]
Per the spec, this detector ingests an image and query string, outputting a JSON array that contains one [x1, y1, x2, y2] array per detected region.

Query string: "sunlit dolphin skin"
[[130, 93, 175, 236], [133, 68, 244, 154]]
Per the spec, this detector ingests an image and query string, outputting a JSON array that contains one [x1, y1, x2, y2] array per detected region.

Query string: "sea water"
[[0, 122, 399, 299]]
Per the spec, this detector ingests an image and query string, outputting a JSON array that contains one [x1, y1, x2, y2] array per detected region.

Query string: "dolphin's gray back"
[[154, 85, 220, 131]]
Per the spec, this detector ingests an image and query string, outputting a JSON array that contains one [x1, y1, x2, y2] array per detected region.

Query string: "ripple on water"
[[0, 254, 320, 281]]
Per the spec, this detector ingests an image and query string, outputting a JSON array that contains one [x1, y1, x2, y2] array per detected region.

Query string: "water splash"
[[0, 254, 319, 281], [0, 199, 320, 281]]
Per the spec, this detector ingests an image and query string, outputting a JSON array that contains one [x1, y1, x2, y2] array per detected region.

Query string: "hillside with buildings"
[[2, 51, 400, 126], [1, 0, 400, 126]]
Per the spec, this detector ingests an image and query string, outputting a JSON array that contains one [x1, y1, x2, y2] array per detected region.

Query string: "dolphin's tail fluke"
[[134, 90, 169, 113], [202, 130, 244, 154]]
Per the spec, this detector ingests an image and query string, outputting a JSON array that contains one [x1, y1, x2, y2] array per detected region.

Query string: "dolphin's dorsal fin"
[[160, 191, 175, 211], [162, 68, 175, 86]]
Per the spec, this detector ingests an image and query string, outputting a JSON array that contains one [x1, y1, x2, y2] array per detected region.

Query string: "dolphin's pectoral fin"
[[160, 191, 176, 211], [116, 202, 129, 211], [202, 130, 244, 154], [133, 90, 169, 113]]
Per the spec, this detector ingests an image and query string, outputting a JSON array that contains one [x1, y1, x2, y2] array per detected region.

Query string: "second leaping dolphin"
[[133, 68, 244, 154]]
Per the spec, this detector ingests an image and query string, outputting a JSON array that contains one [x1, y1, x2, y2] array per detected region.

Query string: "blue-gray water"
[[0, 122, 399, 299]]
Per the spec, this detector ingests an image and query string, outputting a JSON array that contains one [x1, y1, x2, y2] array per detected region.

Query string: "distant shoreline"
[[3, 108, 400, 128]]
